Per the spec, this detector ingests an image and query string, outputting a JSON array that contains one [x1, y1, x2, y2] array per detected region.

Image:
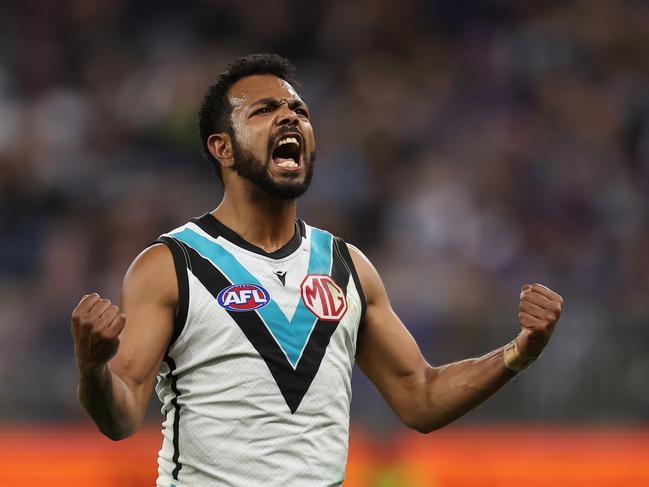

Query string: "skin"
[[71, 74, 564, 440], [207, 75, 315, 252]]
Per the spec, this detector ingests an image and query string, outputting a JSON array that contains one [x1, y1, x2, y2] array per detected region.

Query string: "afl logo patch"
[[217, 284, 270, 312], [300, 275, 347, 321]]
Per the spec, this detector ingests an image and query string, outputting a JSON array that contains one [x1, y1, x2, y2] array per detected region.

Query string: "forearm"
[[77, 365, 143, 440], [350, 244, 564, 435], [416, 346, 517, 433]]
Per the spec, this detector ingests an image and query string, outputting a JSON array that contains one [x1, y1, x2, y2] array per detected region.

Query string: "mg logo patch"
[[300, 275, 347, 321], [217, 284, 270, 312]]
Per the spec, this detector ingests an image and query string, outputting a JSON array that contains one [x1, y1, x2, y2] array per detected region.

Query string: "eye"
[[253, 106, 273, 116], [296, 108, 309, 118]]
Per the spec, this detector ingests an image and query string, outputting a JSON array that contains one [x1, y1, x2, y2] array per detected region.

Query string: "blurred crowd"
[[1, 0, 648, 427]]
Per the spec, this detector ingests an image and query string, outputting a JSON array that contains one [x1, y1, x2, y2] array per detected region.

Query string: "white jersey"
[[153, 214, 365, 486]]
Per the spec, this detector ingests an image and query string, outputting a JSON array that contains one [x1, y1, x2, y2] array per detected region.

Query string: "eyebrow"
[[251, 97, 308, 111]]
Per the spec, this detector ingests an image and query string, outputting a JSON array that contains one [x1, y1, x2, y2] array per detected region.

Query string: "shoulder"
[[342, 243, 386, 308], [345, 244, 370, 271], [123, 243, 178, 308], [127, 242, 174, 276]]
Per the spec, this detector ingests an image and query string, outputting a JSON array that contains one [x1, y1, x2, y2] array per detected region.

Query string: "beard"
[[230, 135, 315, 200]]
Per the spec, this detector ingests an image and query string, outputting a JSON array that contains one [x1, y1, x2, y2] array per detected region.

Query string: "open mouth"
[[271, 134, 302, 170]]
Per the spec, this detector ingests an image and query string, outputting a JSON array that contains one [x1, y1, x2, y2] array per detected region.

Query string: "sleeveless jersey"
[[153, 213, 366, 486]]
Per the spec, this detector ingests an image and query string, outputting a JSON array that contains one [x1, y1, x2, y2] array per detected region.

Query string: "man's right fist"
[[71, 293, 126, 374]]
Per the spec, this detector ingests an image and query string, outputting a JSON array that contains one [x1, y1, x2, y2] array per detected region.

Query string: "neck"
[[212, 186, 298, 253]]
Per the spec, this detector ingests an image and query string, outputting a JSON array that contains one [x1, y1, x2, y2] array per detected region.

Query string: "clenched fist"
[[516, 283, 563, 357], [71, 293, 126, 375]]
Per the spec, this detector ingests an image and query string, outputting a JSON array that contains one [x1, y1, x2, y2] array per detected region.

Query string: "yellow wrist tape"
[[503, 339, 539, 373]]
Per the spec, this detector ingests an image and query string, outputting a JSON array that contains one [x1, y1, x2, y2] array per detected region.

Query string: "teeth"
[[278, 136, 299, 147]]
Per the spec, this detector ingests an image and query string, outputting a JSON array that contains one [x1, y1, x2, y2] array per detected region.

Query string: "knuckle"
[[85, 321, 99, 331], [79, 315, 93, 327], [100, 328, 114, 340]]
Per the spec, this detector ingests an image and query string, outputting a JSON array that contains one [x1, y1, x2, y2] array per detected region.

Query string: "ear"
[[207, 133, 235, 168]]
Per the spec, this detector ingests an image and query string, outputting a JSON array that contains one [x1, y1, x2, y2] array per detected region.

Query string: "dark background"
[[1, 0, 648, 431]]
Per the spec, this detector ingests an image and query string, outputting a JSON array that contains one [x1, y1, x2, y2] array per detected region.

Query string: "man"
[[71, 54, 563, 486]]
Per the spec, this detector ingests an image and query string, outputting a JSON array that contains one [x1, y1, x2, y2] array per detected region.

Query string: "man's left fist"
[[517, 283, 563, 357]]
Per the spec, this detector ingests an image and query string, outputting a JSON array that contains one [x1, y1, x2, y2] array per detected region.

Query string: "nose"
[[276, 100, 299, 127]]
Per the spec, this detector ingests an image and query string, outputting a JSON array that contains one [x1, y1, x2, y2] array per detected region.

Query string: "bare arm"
[[71, 243, 177, 440], [351, 245, 563, 433]]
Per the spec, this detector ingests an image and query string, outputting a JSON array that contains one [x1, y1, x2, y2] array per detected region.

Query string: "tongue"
[[274, 157, 298, 168]]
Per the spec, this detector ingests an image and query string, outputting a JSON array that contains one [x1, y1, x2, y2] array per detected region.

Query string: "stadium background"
[[1, 0, 648, 484]]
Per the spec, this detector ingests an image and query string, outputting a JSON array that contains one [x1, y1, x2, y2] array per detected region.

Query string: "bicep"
[[350, 246, 430, 420], [109, 243, 177, 406]]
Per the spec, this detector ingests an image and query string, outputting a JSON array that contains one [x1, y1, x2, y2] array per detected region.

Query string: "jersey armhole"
[[151, 236, 190, 349], [333, 237, 367, 323]]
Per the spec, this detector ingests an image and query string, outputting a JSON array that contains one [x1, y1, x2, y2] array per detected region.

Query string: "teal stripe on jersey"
[[170, 227, 333, 367], [307, 227, 333, 275]]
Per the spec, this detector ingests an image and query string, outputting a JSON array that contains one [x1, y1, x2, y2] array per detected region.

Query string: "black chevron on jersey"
[[177, 239, 351, 413]]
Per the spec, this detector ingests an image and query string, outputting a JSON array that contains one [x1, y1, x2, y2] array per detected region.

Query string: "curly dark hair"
[[198, 53, 299, 183]]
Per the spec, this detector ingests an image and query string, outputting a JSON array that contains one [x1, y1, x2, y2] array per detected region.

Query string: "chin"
[[232, 145, 315, 200], [261, 180, 310, 200]]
